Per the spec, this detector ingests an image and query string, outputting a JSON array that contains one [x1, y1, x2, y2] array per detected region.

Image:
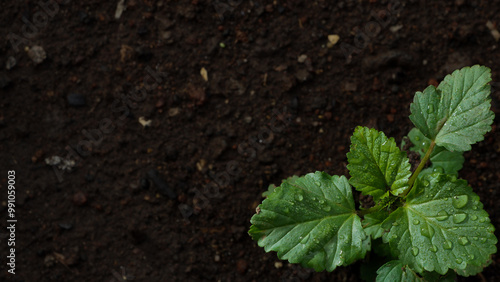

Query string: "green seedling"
[[249, 65, 497, 281]]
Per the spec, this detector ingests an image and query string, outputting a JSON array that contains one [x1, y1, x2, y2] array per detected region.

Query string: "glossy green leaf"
[[408, 128, 464, 176], [382, 173, 497, 275], [409, 65, 494, 152], [376, 260, 456, 282], [347, 127, 411, 200], [262, 175, 299, 198], [249, 172, 368, 272], [364, 210, 390, 239], [376, 260, 420, 282]]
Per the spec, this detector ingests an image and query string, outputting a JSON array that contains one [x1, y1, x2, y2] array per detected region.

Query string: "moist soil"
[[1, 1, 500, 281]]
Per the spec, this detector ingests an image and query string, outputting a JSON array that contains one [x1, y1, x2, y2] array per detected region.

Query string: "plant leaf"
[[249, 172, 368, 271], [364, 210, 390, 239], [262, 175, 300, 198], [376, 260, 456, 282], [409, 65, 494, 152], [382, 173, 497, 275], [408, 128, 464, 176], [347, 126, 411, 200], [375, 260, 421, 282]]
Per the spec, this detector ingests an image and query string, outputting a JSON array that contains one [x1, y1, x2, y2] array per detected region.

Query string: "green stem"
[[357, 204, 383, 217], [401, 140, 436, 197]]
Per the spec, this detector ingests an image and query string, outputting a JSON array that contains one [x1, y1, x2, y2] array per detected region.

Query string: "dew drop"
[[473, 236, 478, 241], [456, 258, 463, 264], [468, 254, 475, 260], [392, 221, 399, 227], [315, 181, 321, 187], [430, 245, 438, 252], [413, 219, 420, 225], [443, 240, 453, 250], [318, 199, 325, 204], [300, 234, 310, 244], [452, 195, 468, 209], [479, 217, 486, 223], [421, 226, 435, 238], [436, 210, 449, 221], [472, 205, 478, 210], [323, 205, 331, 212], [412, 247, 419, 256], [423, 180, 430, 187], [480, 238, 487, 243], [458, 237, 470, 246], [296, 194, 304, 201], [471, 215, 478, 221], [453, 213, 467, 224], [415, 136, 421, 141], [433, 166, 444, 173], [427, 105, 434, 114]]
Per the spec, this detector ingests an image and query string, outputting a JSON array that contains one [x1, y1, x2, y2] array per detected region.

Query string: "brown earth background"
[[1, 0, 500, 281]]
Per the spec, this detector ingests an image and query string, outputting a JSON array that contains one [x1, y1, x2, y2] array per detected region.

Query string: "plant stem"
[[401, 140, 436, 197], [357, 204, 383, 217]]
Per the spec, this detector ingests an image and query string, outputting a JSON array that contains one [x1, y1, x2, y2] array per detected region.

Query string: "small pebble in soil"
[[236, 259, 248, 274], [139, 177, 150, 189], [146, 169, 177, 199], [73, 191, 87, 206], [67, 93, 86, 107], [58, 223, 73, 230], [27, 46, 47, 64], [5, 56, 16, 70], [274, 261, 283, 268], [214, 254, 220, 262]]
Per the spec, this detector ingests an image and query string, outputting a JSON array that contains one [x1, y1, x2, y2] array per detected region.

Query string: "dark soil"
[[1, 0, 500, 281]]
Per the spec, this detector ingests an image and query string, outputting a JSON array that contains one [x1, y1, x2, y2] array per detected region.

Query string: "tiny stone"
[[243, 116, 252, 123], [27, 46, 46, 64], [5, 56, 16, 70], [58, 223, 73, 230], [236, 259, 248, 274], [67, 93, 86, 107], [297, 54, 308, 63], [73, 191, 87, 206], [214, 254, 221, 262], [168, 107, 180, 117], [274, 261, 283, 268], [139, 178, 150, 189]]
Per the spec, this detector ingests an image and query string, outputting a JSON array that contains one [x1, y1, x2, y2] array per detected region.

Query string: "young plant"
[[249, 65, 497, 281]]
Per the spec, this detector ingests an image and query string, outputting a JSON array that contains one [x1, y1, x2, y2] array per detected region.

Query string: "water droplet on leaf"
[[413, 219, 420, 225], [456, 258, 463, 264], [412, 247, 419, 256], [430, 245, 438, 252], [453, 213, 467, 224], [323, 205, 331, 212], [427, 105, 434, 114], [443, 240, 453, 250], [296, 194, 304, 201], [433, 166, 444, 173], [415, 136, 420, 141], [452, 195, 468, 209], [436, 210, 449, 221], [458, 237, 470, 246], [421, 226, 435, 238], [471, 215, 478, 221], [300, 234, 310, 244]]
